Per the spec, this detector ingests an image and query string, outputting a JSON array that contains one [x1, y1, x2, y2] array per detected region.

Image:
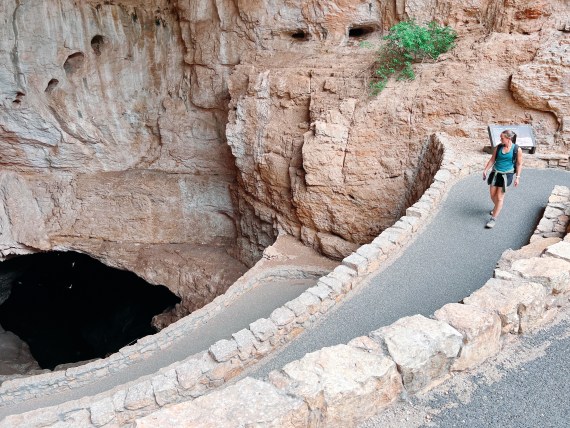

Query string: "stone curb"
[[1, 136, 568, 427], [133, 184, 570, 428]]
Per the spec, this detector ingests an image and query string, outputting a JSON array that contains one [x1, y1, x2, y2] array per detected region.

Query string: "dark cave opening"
[[348, 25, 376, 38], [63, 52, 85, 76], [0, 251, 180, 371], [90, 35, 105, 56], [290, 30, 309, 40]]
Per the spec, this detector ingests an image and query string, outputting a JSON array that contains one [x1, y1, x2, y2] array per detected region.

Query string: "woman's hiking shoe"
[[486, 217, 496, 229]]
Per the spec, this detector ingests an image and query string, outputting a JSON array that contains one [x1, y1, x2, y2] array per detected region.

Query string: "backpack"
[[498, 143, 519, 172]]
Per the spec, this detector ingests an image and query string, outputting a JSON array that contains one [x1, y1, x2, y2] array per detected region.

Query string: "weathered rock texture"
[[0, 324, 41, 377], [225, 0, 569, 262], [0, 0, 569, 348], [133, 377, 310, 428], [0, 0, 245, 324]]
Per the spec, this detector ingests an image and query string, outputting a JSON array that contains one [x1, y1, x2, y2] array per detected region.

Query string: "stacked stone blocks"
[[1, 136, 569, 427], [133, 183, 570, 428], [537, 153, 570, 170], [531, 185, 570, 241]]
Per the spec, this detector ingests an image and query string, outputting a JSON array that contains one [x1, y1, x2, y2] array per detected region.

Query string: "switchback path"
[[250, 169, 570, 379], [1, 169, 569, 421]]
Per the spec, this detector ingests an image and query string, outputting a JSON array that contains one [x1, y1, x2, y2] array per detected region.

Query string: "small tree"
[[366, 20, 457, 95]]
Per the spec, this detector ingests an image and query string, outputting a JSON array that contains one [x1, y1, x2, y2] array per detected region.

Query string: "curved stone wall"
[[135, 184, 570, 428], [1, 133, 569, 427], [0, 0, 569, 424], [0, 133, 448, 425]]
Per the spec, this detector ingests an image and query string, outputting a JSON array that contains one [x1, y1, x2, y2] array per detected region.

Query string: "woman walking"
[[482, 129, 523, 228]]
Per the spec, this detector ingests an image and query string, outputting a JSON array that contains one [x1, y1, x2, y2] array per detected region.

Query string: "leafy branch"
[[365, 21, 457, 95]]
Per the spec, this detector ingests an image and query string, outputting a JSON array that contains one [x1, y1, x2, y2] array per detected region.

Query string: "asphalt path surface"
[[418, 308, 570, 428], [1, 168, 569, 421], [360, 305, 570, 428], [249, 168, 570, 379]]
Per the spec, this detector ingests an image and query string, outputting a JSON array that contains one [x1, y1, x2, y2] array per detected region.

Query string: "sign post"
[[487, 124, 537, 154]]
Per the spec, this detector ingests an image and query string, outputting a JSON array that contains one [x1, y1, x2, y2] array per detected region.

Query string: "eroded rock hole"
[[291, 30, 308, 40], [45, 79, 59, 93], [12, 91, 25, 108], [348, 25, 375, 38], [63, 52, 85, 76], [0, 251, 180, 370], [91, 35, 105, 56]]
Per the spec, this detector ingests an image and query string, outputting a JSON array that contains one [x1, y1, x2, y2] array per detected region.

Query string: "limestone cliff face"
[[0, 0, 245, 318], [0, 0, 568, 319], [226, 0, 569, 261]]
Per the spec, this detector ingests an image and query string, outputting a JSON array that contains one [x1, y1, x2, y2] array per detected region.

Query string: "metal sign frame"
[[487, 124, 537, 153]]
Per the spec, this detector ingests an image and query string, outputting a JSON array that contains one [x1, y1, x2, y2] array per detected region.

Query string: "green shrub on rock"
[[365, 20, 457, 95]]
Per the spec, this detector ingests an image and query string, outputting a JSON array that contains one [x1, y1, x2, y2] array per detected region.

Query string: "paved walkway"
[[0, 280, 314, 419], [249, 169, 570, 379], [1, 168, 569, 422]]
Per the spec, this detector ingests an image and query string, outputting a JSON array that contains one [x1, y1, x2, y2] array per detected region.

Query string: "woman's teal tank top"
[[494, 144, 515, 172]]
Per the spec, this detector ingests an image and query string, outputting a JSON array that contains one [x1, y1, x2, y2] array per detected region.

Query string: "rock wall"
[[226, 0, 569, 262], [0, 0, 568, 320], [0, 0, 245, 318]]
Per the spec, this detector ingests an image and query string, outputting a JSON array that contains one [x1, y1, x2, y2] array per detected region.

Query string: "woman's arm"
[[514, 146, 523, 187], [483, 147, 498, 180]]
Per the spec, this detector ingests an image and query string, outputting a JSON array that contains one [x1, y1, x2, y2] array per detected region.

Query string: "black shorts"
[[487, 171, 514, 188]]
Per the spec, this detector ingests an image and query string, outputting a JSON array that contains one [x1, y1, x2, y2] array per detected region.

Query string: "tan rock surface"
[[1, 0, 568, 268], [463, 278, 547, 333], [0, 326, 41, 377], [133, 377, 310, 428], [496, 237, 562, 271], [370, 314, 463, 394], [0, 0, 243, 327], [511, 257, 570, 294], [434, 303, 502, 371], [511, 30, 570, 146], [226, 0, 568, 261], [0, 0, 568, 386], [268, 344, 403, 427], [546, 241, 570, 262]]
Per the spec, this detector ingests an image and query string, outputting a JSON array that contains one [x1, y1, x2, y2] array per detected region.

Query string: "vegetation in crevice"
[[363, 20, 457, 95]]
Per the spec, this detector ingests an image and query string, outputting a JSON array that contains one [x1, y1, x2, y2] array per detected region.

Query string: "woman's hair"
[[501, 129, 517, 144]]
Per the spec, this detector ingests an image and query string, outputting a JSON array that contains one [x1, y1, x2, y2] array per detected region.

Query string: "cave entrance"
[[0, 251, 180, 370]]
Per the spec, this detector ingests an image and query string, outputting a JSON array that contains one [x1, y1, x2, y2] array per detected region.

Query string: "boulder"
[[269, 344, 402, 427], [463, 278, 546, 334], [545, 241, 570, 263], [370, 315, 462, 394], [0, 327, 41, 376], [511, 257, 570, 294], [434, 303, 501, 371], [134, 377, 310, 428]]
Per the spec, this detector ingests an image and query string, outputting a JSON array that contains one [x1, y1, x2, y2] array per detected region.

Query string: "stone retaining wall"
[[0, 134, 449, 426], [531, 185, 570, 241], [536, 153, 570, 170], [134, 185, 570, 428], [0, 247, 331, 403], [2, 135, 569, 427], [402, 134, 445, 215]]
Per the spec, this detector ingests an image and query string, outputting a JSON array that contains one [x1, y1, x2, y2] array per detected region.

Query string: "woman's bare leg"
[[489, 186, 498, 216], [494, 189, 506, 218], [490, 186, 505, 218]]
